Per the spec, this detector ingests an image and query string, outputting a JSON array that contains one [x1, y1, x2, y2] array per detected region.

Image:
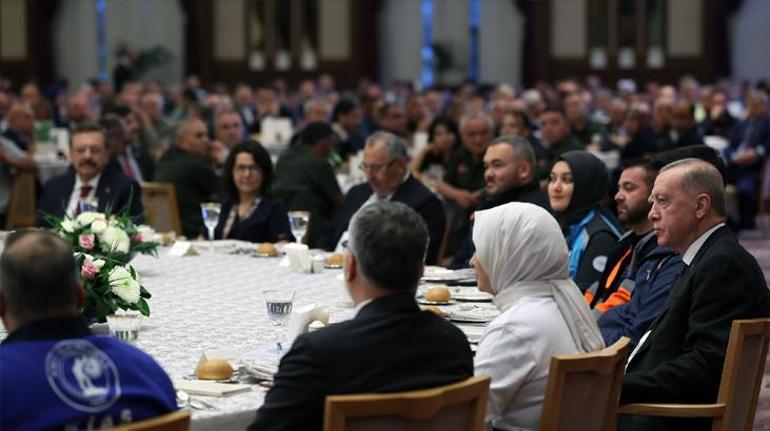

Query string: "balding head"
[[649, 158, 726, 253], [176, 119, 210, 157], [0, 230, 81, 331]]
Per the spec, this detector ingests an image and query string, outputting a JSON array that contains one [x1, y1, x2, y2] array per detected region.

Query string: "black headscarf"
[[552, 150, 610, 230]]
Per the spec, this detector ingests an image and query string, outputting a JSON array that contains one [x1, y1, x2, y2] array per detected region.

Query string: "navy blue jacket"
[[213, 196, 294, 243], [37, 165, 144, 227], [598, 243, 683, 347], [0, 317, 177, 429]]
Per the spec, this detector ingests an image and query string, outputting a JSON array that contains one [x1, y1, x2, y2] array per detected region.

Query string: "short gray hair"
[[459, 110, 493, 133], [661, 158, 726, 216], [364, 131, 408, 160], [348, 201, 428, 291], [489, 135, 535, 168]]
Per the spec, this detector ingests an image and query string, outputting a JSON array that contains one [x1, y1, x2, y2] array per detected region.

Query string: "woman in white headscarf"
[[470, 202, 604, 431]]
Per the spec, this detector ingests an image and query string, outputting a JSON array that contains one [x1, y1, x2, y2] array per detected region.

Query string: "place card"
[[168, 241, 198, 257], [174, 379, 251, 397]]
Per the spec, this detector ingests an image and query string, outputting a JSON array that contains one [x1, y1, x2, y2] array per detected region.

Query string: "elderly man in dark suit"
[[619, 158, 770, 431], [37, 123, 143, 226], [325, 131, 446, 264], [249, 202, 473, 431]]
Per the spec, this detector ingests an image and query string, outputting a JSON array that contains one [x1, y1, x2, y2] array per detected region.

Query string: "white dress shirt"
[[66, 173, 101, 217]]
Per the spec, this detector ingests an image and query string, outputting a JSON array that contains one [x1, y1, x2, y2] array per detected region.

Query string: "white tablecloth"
[[129, 249, 353, 430]]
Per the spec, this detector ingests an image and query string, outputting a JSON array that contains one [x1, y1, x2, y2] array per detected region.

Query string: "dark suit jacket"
[[248, 291, 474, 431], [324, 175, 446, 264], [619, 226, 770, 431], [36, 165, 144, 227], [213, 196, 293, 243]]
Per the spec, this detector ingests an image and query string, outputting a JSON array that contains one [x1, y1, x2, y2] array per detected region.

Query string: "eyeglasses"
[[359, 159, 396, 174], [234, 164, 260, 174]]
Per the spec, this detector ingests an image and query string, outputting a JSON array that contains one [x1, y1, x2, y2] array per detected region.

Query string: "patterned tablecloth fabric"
[[126, 250, 353, 431]]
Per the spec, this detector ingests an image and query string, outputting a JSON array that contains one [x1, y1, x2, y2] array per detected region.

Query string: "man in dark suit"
[[37, 123, 143, 227], [619, 159, 770, 431], [249, 202, 474, 431], [325, 131, 446, 264]]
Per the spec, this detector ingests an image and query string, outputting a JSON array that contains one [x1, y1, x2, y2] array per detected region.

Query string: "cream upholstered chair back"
[[324, 375, 491, 431]]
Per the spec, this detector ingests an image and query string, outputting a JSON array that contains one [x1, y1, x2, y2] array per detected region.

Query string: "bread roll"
[[326, 253, 344, 266], [420, 305, 446, 317], [425, 286, 451, 303], [196, 359, 234, 380], [257, 243, 278, 256]]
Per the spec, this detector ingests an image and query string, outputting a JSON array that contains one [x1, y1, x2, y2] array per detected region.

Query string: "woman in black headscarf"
[[547, 151, 623, 292]]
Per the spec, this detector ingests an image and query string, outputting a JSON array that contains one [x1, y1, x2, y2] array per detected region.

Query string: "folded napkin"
[[240, 362, 278, 381], [174, 379, 251, 397]]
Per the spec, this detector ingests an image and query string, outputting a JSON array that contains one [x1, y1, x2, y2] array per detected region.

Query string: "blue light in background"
[[469, 0, 480, 83], [421, 0, 434, 89], [96, 0, 107, 81]]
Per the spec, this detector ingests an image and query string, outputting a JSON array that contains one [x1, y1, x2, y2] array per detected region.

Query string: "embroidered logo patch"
[[45, 339, 121, 413], [592, 255, 608, 272]]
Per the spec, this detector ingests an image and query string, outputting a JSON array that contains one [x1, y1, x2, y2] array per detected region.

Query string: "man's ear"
[[344, 253, 357, 283], [694, 193, 712, 220], [518, 162, 532, 183]]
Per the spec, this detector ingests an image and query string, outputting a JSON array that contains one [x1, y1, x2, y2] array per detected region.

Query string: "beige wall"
[[0, 0, 27, 60]]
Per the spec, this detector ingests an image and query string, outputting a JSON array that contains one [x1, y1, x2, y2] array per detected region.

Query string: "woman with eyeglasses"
[[214, 140, 293, 243]]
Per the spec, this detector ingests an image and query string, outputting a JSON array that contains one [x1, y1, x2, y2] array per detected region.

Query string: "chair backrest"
[[141, 182, 182, 235], [5, 171, 37, 229], [714, 318, 770, 431], [539, 337, 631, 431], [324, 375, 491, 431], [107, 410, 190, 431]]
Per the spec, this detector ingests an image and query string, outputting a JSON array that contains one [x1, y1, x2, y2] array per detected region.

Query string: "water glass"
[[288, 211, 310, 244], [106, 313, 142, 342], [200, 202, 221, 252], [78, 198, 99, 214], [263, 290, 295, 352]]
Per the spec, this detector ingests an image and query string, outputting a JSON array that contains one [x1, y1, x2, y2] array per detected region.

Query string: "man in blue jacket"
[[0, 230, 177, 429], [586, 160, 683, 348]]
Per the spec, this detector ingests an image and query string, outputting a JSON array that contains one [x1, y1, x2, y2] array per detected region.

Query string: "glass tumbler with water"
[[263, 290, 295, 352], [288, 211, 310, 244], [200, 202, 221, 252]]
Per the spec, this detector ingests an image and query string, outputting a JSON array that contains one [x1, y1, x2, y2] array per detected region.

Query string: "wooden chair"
[[107, 410, 190, 431], [324, 375, 491, 431], [5, 171, 37, 229], [539, 337, 631, 431], [141, 182, 182, 235], [618, 318, 770, 431]]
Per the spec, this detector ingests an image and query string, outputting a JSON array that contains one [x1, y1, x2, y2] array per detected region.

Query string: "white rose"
[[99, 226, 131, 254], [108, 266, 141, 304], [92, 259, 106, 271], [91, 219, 108, 234], [61, 220, 76, 233], [76, 212, 100, 227]]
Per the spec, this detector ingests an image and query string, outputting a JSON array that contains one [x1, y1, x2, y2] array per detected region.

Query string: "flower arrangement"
[[44, 210, 159, 323], [47, 211, 159, 263], [75, 252, 151, 323]]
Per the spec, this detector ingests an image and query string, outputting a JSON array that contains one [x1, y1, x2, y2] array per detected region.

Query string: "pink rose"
[[81, 259, 98, 279], [78, 233, 95, 250], [132, 233, 144, 244]]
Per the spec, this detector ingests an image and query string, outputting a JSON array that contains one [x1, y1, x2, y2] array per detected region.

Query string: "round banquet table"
[[128, 248, 354, 430]]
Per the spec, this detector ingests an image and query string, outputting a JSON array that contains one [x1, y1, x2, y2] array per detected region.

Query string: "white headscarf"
[[473, 202, 604, 353]]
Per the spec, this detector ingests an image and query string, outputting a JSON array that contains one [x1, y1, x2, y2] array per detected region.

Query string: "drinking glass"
[[78, 198, 99, 214], [106, 313, 142, 342], [288, 211, 310, 244], [200, 202, 221, 252], [263, 289, 295, 352]]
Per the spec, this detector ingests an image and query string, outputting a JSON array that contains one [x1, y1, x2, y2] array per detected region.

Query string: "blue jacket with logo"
[[598, 244, 684, 348], [0, 317, 177, 430]]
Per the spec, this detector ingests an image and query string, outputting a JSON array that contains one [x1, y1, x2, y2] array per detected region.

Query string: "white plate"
[[450, 287, 492, 302], [457, 325, 485, 344], [446, 304, 499, 323], [417, 297, 456, 306], [421, 268, 475, 283]]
